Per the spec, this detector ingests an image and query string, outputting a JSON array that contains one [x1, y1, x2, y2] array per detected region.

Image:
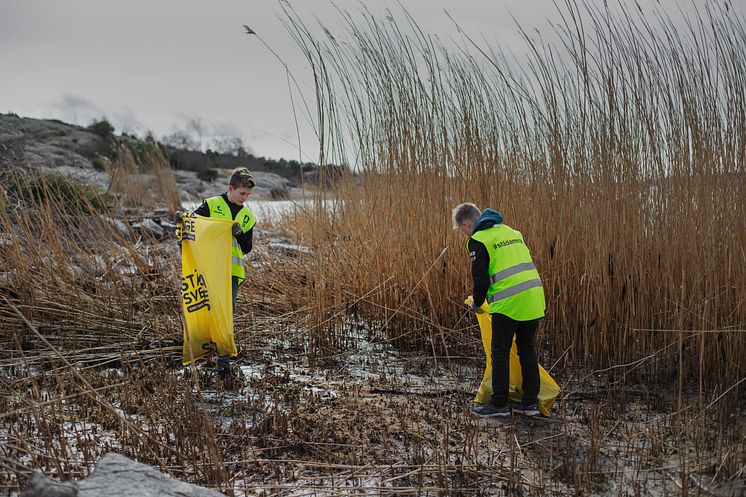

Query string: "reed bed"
[[1, 2, 745, 495], [279, 1, 746, 413], [0, 170, 743, 495]]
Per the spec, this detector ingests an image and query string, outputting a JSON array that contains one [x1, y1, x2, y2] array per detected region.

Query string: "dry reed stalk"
[[280, 0, 746, 410], [145, 144, 180, 212], [105, 145, 148, 207], [1, 4, 744, 496], [104, 142, 179, 210]]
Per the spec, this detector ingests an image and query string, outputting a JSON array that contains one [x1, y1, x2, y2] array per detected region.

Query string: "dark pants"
[[490, 313, 540, 407], [231, 276, 240, 310], [217, 277, 240, 374]]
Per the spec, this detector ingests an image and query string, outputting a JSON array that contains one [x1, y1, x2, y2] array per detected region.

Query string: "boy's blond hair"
[[229, 167, 256, 189]]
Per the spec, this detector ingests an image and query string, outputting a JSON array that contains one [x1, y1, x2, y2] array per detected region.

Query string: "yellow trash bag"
[[465, 297, 560, 416], [179, 214, 237, 365]]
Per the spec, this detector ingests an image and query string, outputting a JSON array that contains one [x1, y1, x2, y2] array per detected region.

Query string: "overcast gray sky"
[[0, 0, 730, 161]]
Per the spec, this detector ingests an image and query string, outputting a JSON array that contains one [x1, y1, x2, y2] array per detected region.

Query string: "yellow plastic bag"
[[180, 214, 237, 365], [465, 297, 560, 416]]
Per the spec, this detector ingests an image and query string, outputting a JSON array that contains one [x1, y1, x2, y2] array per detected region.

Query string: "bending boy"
[[453, 203, 545, 417]]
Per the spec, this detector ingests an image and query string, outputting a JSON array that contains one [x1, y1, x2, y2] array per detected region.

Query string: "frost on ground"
[[198, 331, 744, 497], [2, 317, 743, 497], [1, 280, 743, 497]]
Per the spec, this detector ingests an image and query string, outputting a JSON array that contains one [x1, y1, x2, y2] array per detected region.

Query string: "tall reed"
[[281, 1, 745, 406], [106, 142, 179, 210]]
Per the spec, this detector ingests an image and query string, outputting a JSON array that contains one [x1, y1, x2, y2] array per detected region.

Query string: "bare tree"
[[161, 130, 198, 151]]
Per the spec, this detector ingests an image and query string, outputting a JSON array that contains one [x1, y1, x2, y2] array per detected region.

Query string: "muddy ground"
[[5, 316, 740, 497], [190, 324, 745, 497], [1, 220, 743, 497]]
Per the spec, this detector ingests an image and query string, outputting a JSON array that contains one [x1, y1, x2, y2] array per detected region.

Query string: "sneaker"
[[216, 355, 232, 379], [513, 402, 540, 417], [472, 403, 511, 418], [217, 365, 231, 380]]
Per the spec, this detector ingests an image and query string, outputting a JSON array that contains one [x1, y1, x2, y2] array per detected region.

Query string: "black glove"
[[471, 302, 484, 314], [232, 223, 243, 237], [173, 210, 183, 224]]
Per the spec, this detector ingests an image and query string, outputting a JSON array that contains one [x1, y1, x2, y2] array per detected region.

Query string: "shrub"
[[87, 119, 115, 141], [196, 168, 219, 182], [9, 172, 105, 213], [91, 156, 108, 171]]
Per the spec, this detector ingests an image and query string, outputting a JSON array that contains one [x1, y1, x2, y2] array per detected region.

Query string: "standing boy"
[[192, 167, 256, 378]]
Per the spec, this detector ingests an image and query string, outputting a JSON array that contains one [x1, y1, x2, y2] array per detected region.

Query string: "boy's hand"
[[173, 210, 183, 223], [232, 223, 243, 237]]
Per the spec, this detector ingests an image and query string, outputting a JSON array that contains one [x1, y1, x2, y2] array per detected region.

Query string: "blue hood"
[[472, 208, 504, 234]]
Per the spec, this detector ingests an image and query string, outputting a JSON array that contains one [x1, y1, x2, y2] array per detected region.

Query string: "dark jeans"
[[217, 277, 240, 374], [490, 313, 540, 407], [231, 276, 240, 310]]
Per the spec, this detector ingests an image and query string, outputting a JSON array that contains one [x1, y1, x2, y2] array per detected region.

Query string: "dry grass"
[[106, 142, 179, 210], [279, 0, 746, 416], [0, 172, 743, 496], [0, 2, 745, 496]]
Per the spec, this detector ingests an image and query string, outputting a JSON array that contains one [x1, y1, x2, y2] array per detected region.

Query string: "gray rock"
[[250, 171, 292, 199], [0, 115, 302, 205], [21, 470, 78, 497], [0, 233, 14, 246], [114, 260, 138, 277], [173, 169, 292, 203], [70, 254, 108, 278], [0, 115, 111, 191], [101, 216, 132, 239], [160, 219, 177, 231], [21, 453, 228, 497], [174, 170, 218, 204], [38, 165, 111, 191], [130, 218, 165, 239], [25, 142, 92, 170], [0, 115, 101, 171], [0, 115, 108, 158], [69, 265, 86, 281]]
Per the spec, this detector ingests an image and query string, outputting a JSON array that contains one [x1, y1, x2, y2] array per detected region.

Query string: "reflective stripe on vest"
[[487, 278, 543, 303], [488, 261, 536, 285], [231, 235, 243, 266]]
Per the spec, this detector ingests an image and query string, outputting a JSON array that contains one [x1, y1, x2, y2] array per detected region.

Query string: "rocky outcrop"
[[130, 218, 166, 239], [0, 113, 304, 202], [176, 169, 292, 203], [0, 115, 109, 171], [21, 453, 228, 497], [0, 113, 319, 185]]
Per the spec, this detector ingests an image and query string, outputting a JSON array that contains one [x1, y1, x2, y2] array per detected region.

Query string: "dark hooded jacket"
[[467, 209, 504, 307]]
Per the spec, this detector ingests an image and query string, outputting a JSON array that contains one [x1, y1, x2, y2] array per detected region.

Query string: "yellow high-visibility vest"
[[469, 224, 545, 320], [205, 195, 256, 283]]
